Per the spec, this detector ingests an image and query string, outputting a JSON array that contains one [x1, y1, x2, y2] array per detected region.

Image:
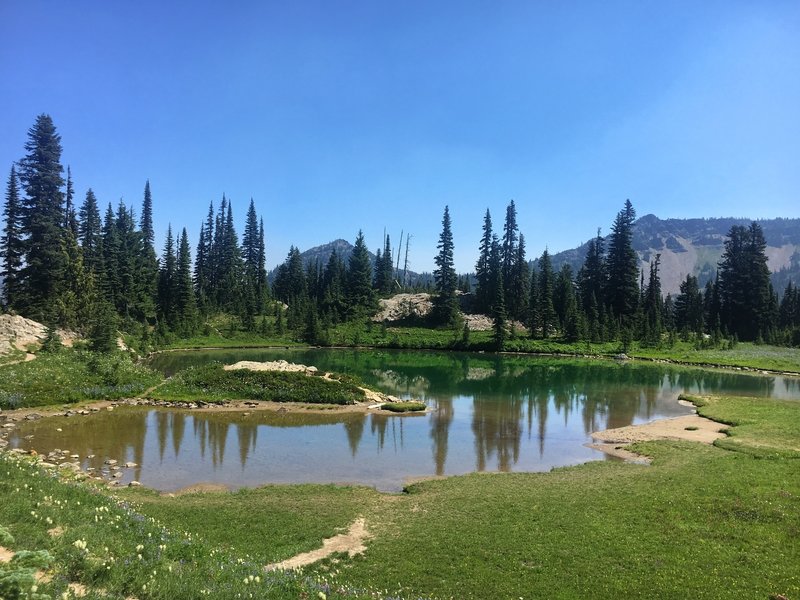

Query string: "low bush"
[[381, 401, 427, 413], [151, 363, 366, 405]]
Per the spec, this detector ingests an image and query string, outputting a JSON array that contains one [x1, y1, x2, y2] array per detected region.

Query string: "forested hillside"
[[2, 115, 800, 352]]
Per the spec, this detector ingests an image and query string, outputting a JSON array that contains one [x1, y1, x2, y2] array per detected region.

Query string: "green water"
[[8, 349, 798, 491]]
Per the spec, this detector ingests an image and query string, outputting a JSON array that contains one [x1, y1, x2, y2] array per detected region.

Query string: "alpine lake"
[[8, 348, 800, 492]]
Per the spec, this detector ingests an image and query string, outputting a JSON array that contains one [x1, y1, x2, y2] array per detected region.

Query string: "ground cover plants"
[[0, 453, 380, 599], [380, 401, 426, 413], [148, 363, 367, 405], [0, 351, 162, 410], [118, 394, 799, 600]]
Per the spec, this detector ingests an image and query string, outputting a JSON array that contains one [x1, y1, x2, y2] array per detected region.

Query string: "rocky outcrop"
[[0, 314, 76, 355]]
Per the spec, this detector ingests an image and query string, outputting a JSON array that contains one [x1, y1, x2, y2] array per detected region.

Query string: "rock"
[[104, 459, 118, 466], [25, 413, 42, 421], [106, 406, 114, 412], [3, 423, 15, 429], [124, 462, 137, 468], [128, 481, 142, 487], [70, 454, 80, 459], [112, 472, 123, 479], [9, 448, 26, 454], [39, 462, 57, 468]]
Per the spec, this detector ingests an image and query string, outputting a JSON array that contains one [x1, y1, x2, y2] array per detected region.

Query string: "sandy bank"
[[589, 412, 728, 462]]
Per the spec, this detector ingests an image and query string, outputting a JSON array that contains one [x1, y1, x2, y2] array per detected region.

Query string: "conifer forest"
[[2, 114, 799, 351]]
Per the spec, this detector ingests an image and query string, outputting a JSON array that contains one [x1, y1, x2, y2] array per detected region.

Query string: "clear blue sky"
[[2, 1, 798, 272]]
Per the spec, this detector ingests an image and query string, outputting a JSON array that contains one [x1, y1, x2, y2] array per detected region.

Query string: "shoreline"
[[588, 411, 728, 463], [145, 344, 800, 378]]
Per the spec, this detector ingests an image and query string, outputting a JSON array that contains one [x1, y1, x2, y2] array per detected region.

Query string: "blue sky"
[[1, 1, 798, 272]]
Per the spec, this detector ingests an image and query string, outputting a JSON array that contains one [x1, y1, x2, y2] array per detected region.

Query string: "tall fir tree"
[[175, 228, 197, 334], [156, 225, 177, 327], [642, 253, 663, 343], [577, 229, 606, 315], [718, 223, 773, 341], [605, 200, 639, 326], [674, 274, 704, 335], [1, 165, 24, 308], [536, 249, 556, 339], [432, 206, 459, 326], [194, 201, 215, 311], [64, 166, 78, 237], [507, 232, 530, 322], [78, 188, 103, 274], [501, 199, 519, 311], [346, 231, 376, 316], [16, 114, 68, 322], [474, 208, 494, 314]]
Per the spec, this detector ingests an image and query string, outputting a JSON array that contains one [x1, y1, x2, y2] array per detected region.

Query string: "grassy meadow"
[[2, 394, 798, 599]]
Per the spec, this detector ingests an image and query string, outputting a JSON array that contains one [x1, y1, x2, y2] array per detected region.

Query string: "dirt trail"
[[265, 518, 371, 571]]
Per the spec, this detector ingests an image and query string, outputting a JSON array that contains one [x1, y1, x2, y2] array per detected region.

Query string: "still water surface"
[[9, 349, 799, 491]]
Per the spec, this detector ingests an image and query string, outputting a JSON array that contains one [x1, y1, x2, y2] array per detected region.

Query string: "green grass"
[[684, 393, 800, 458], [381, 401, 427, 413], [0, 453, 374, 599], [2, 394, 799, 598], [133, 394, 800, 599], [122, 484, 381, 563], [0, 350, 163, 409], [149, 363, 367, 405], [633, 341, 800, 373]]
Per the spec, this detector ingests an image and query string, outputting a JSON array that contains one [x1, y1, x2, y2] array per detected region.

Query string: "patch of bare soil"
[[266, 518, 371, 571], [164, 482, 231, 496], [0, 546, 13, 562], [588, 414, 727, 462], [224, 360, 318, 374]]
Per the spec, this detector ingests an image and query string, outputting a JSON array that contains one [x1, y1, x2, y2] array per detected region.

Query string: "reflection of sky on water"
[[10, 350, 799, 492]]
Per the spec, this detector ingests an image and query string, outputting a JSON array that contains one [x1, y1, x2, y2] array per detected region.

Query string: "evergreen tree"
[[474, 209, 494, 314], [175, 228, 197, 334], [64, 166, 78, 237], [577, 229, 606, 314], [642, 254, 663, 343], [491, 273, 507, 350], [101, 203, 121, 307], [507, 232, 530, 322], [156, 225, 177, 327], [527, 267, 539, 336], [674, 274, 704, 335], [718, 223, 773, 341], [272, 246, 307, 304], [346, 231, 376, 317], [536, 249, 556, 339], [140, 180, 155, 247], [501, 200, 518, 311], [553, 263, 575, 329], [194, 201, 216, 311], [256, 218, 268, 309], [374, 233, 394, 295], [605, 200, 639, 326], [321, 248, 347, 323], [78, 188, 103, 274], [432, 206, 459, 326], [1, 166, 24, 308], [16, 114, 68, 322]]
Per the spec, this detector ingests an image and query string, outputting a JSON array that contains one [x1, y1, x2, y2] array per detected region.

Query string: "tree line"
[[2, 114, 799, 351], [430, 198, 799, 347]]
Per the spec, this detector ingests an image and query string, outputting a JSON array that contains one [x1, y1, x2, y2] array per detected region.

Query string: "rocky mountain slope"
[[547, 215, 800, 296]]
